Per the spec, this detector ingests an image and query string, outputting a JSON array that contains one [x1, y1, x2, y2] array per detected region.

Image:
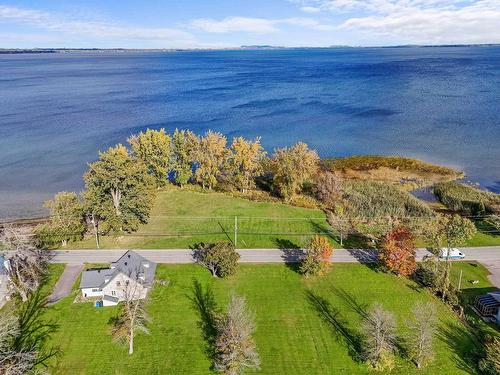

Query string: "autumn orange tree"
[[379, 226, 416, 276], [299, 235, 334, 277]]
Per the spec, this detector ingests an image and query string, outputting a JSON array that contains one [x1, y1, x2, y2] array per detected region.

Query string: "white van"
[[439, 248, 465, 259]]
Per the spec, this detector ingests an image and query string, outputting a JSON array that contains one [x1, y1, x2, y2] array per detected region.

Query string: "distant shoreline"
[[1, 44, 500, 54]]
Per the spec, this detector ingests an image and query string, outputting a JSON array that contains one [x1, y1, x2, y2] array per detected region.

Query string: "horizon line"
[[2, 43, 500, 52]]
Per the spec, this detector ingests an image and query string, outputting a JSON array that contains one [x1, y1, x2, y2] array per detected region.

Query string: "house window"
[[116, 281, 121, 287], [92, 288, 99, 292], [111, 291, 116, 296]]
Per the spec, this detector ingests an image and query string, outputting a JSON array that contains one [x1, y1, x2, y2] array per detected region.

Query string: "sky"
[[1, 0, 500, 48]]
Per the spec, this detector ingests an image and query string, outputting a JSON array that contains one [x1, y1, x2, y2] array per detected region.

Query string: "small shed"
[[474, 292, 500, 318]]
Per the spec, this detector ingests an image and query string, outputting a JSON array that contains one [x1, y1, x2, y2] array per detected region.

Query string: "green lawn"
[[70, 187, 500, 250], [466, 219, 500, 247], [43, 263, 489, 374], [73, 187, 336, 249]]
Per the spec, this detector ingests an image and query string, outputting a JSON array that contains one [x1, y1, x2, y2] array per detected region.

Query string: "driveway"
[[48, 264, 84, 303], [482, 260, 500, 288]]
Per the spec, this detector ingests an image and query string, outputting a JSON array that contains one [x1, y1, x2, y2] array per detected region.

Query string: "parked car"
[[439, 248, 465, 259]]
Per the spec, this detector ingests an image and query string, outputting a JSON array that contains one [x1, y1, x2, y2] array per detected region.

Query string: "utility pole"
[[458, 269, 463, 291], [234, 216, 238, 248]]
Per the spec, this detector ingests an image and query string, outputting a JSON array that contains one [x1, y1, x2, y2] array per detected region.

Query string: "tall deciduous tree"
[[34, 191, 85, 247], [83, 195, 102, 249], [314, 172, 343, 209], [128, 128, 172, 188], [193, 242, 240, 278], [362, 303, 397, 371], [228, 137, 266, 193], [83, 144, 155, 233], [326, 205, 352, 247], [214, 294, 260, 375], [299, 235, 333, 277], [191, 131, 229, 190], [379, 226, 417, 277], [111, 274, 150, 355], [171, 128, 194, 187], [267, 142, 319, 200], [406, 302, 436, 369], [0, 226, 51, 302]]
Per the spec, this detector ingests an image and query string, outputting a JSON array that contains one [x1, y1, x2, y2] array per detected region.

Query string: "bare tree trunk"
[[110, 189, 121, 215], [90, 214, 100, 249], [14, 266, 29, 302], [442, 254, 451, 301], [129, 329, 134, 355]]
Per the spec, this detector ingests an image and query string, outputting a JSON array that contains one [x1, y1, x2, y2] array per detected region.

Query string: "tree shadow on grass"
[[345, 249, 382, 272], [189, 279, 219, 361], [331, 286, 370, 321], [342, 234, 375, 250], [308, 220, 336, 241], [306, 290, 363, 362], [13, 290, 60, 368], [437, 320, 482, 374], [308, 219, 372, 250], [460, 286, 498, 306], [329, 286, 409, 359]]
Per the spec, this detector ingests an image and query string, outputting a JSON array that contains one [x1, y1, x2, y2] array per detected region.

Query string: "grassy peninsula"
[[322, 155, 463, 189]]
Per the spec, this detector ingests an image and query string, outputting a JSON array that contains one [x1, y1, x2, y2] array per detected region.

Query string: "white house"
[[79, 250, 157, 307], [0, 255, 10, 308]]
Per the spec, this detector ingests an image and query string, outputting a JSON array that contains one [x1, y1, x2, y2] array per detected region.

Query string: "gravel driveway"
[[483, 260, 500, 288]]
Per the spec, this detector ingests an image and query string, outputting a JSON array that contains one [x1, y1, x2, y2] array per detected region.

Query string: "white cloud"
[[190, 16, 335, 33], [300, 6, 322, 13], [191, 17, 280, 33], [337, 0, 500, 44], [0, 5, 198, 47], [292, 0, 500, 44]]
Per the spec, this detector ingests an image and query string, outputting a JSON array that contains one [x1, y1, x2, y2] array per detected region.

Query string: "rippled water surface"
[[1, 47, 499, 219]]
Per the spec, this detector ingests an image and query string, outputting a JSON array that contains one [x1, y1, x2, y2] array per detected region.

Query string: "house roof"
[[80, 268, 114, 289], [79, 250, 157, 289]]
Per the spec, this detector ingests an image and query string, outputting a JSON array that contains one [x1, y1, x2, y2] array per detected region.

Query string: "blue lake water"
[[0, 47, 499, 219]]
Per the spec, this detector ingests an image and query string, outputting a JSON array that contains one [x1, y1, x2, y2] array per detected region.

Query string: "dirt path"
[[48, 264, 83, 303]]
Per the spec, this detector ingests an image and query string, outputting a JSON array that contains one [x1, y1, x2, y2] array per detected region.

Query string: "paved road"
[[51, 246, 500, 264], [47, 264, 84, 303]]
